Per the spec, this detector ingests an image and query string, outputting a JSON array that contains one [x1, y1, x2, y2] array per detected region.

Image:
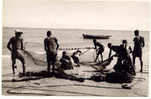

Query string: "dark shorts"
[[133, 49, 142, 57], [97, 48, 104, 54], [11, 51, 25, 63], [71, 55, 79, 64], [46, 52, 57, 64]]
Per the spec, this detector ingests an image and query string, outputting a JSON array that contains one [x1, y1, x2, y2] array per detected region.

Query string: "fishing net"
[[24, 42, 47, 66], [23, 42, 97, 67]]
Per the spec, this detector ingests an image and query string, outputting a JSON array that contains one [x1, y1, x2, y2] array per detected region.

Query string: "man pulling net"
[[93, 39, 104, 63], [7, 29, 26, 75], [90, 40, 136, 84], [108, 40, 135, 75]]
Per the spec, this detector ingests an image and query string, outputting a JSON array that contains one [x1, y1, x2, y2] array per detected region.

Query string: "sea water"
[[3, 27, 149, 64], [3, 27, 149, 54]]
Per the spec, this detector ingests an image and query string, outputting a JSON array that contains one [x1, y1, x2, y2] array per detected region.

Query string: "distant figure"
[[44, 31, 59, 75], [93, 39, 104, 62], [7, 29, 25, 75], [60, 51, 73, 70], [71, 49, 82, 66], [132, 30, 145, 72]]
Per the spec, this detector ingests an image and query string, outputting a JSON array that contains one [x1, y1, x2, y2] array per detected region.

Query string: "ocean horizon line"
[[3, 26, 149, 32]]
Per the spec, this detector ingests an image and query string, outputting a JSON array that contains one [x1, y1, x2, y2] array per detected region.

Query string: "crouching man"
[[71, 49, 82, 67], [60, 51, 73, 70]]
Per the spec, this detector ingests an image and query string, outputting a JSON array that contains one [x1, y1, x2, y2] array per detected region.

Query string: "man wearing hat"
[[7, 29, 25, 75]]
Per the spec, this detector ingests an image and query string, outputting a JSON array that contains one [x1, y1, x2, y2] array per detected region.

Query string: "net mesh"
[[23, 42, 96, 66]]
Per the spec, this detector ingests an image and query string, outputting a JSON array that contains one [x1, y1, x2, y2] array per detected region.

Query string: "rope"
[[79, 49, 91, 56], [59, 47, 94, 51], [24, 41, 94, 51], [5, 83, 123, 96], [5, 77, 146, 96]]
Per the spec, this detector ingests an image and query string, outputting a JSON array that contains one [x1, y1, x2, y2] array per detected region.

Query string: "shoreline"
[[2, 28, 149, 96], [2, 51, 149, 96]]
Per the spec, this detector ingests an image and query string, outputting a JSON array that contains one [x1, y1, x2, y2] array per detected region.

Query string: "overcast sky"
[[3, 0, 149, 30]]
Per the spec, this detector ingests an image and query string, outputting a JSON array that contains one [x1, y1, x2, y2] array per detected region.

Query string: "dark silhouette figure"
[[93, 39, 104, 63], [60, 51, 73, 70], [108, 43, 121, 58], [90, 40, 135, 83], [71, 49, 82, 66], [44, 31, 59, 76], [108, 42, 124, 72], [108, 40, 135, 75], [132, 30, 145, 72], [7, 29, 25, 75]]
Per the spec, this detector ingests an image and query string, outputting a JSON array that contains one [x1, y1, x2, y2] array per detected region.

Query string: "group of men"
[[7, 29, 145, 76], [93, 30, 145, 75], [7, 30, 59, 76]]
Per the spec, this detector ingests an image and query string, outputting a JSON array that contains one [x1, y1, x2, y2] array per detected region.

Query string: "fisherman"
[[7, 29, 25, 75], [71, 49, 82, 66], [132, 30, 145, 72], [108, 41, 124, 72], [108, 40, 135, 75], [60, 51, 73, 70], [44, 31, 59, 76], [108, 43, 121, 58], [93, 39, 104, 63], [96, 40, 135, 84]]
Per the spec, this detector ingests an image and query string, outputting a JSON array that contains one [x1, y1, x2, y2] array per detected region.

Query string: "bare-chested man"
[[44, 31, 59, 76], [7, 29, 25, 75]]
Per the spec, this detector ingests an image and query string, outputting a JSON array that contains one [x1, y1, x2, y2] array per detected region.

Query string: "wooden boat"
[[83, 34, 111, 39]]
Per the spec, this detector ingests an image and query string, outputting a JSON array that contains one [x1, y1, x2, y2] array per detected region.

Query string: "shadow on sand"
[[8, 70, 85, 82]]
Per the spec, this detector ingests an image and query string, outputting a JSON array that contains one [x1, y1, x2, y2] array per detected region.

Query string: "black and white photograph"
[[2, 0, 149, 96]]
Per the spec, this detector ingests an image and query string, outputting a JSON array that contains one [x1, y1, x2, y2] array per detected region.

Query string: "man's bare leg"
[[12, 60, 16, 75], [139, 56, 143, 72], [133, 56, 136, 70]]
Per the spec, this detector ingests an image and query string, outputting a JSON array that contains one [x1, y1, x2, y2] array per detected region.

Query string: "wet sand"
[[2, 48, 149, 96]]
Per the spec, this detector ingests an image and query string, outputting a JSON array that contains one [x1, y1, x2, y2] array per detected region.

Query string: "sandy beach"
[[2, 28, 149, 96], [2, 0, 149, 96], [2, 47, 149, 96]]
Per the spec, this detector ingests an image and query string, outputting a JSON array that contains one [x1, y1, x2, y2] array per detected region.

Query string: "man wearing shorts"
[[132, 30, 145, 72], [44, 31, 59, 75], [93, 39, 104, 63], [7, 29, 25, 75]]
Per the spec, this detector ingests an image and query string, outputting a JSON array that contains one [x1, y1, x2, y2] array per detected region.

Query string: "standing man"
[[93, 39, 104, 63], [44, 31, 59, 76], [7, 29, 25, 75], [132, 30, 145, 72]]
